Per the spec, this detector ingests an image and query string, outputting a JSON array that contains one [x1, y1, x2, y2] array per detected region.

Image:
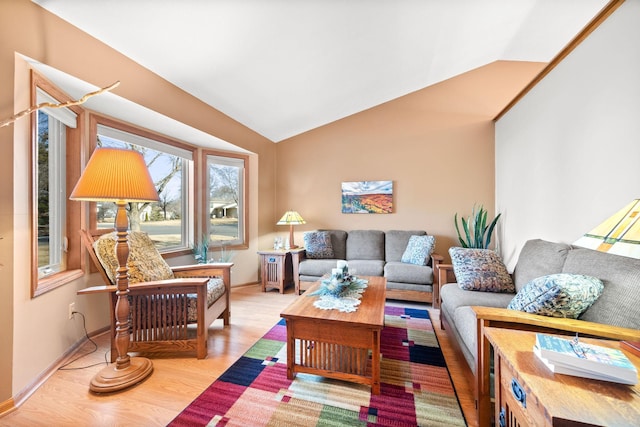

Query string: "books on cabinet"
[[533, 333, 638, 385]]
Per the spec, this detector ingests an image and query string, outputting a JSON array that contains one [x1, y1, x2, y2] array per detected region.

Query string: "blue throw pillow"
[[401, 235, 435, 266], [303, 231, 334, 259], [508, 273, 603, 318], [449, 247, 515, 293]]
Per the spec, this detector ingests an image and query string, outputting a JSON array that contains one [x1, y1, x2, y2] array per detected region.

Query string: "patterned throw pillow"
[[93, 231, 175, 284], [507, 273, 604, 318], [401, 235, 436, 266], [449, 247, 515, 293], [303, 231, 335, 259]]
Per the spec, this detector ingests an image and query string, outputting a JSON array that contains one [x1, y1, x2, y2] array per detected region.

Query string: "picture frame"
[[341, 180, 393, 214]]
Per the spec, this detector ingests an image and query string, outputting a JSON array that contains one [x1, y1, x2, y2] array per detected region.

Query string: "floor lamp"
[[70, 147, 159, 393]]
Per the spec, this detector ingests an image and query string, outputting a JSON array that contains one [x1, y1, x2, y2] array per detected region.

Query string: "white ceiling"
[[33, 0, 609, 143]]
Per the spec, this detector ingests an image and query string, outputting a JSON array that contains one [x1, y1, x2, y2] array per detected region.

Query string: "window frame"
[[202, 149, 249, 251], [30, 71, 84, 298], [89, 114, 196, 257]]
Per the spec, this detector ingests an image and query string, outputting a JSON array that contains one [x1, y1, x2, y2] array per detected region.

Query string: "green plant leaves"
[[454, 205, 500, 249]]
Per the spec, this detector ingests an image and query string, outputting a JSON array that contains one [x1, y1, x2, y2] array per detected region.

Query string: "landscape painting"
[[341, 180, 393, 214]]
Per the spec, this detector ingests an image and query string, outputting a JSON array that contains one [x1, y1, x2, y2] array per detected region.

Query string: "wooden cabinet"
[[484, 327, 640, 427], [257, 249, 303, 293]]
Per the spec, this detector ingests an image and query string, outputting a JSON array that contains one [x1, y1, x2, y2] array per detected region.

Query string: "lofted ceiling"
[[32, 0, 610, 143]]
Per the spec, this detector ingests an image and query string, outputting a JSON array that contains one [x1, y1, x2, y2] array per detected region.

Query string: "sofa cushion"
[[452, 306, 482, 372], [346, 230, 385, 260], [385, 230, 426, 262], [449, 247, 515, 293], [384, 261, 433, 285], [440, 283, 515, 313], [303, 231, 334, 259], [318, 229, 348, 260], [562, 248, 640, 329], [401, 235, 436, 266], [507, 273, 603, 318], [513, 239, 572, 292], [94, 231, 175, 284], [298, 259, 341, 277], [347, 259, 385, 277]]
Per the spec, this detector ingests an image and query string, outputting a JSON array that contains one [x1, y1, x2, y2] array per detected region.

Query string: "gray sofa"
[[291, 229, 441, 303], [437, 238, 640, 425]]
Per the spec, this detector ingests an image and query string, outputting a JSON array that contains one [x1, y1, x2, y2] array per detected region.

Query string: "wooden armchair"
[[77, 229, 232, 360]]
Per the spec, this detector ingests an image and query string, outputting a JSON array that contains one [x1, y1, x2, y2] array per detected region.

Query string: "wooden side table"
[[484, 327, 640, 427], [257, 249, 303, 293]]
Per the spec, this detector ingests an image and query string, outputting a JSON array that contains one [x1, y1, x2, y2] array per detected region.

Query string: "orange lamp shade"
[[70, 147, 159, 203]]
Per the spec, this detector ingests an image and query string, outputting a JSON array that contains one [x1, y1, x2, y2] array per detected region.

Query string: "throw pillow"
[[449, 247, 515, 293], [303, 231, 335, 259], [93, 231, 175, 284], [401, 235, 436, 266], [507, 273, 604, 318]]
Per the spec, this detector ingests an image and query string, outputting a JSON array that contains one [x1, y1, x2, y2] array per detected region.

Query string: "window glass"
[[96, 126, 192, 252], [36, 110, 67, 278], [207, 155, 245, 247]]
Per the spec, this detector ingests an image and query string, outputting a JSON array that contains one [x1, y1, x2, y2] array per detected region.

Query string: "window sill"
[[33, 269, 84, 298]]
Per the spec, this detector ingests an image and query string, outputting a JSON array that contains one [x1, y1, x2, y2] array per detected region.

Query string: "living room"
[[2, 0, 639, 425]]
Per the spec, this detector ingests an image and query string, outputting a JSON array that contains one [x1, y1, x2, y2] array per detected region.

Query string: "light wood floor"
[[0, 285, 476, 426]]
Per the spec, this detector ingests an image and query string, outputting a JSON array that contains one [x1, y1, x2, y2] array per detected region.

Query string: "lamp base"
[[89, 357, 153, 393]]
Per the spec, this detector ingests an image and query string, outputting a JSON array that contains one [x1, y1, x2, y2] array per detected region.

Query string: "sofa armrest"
[[432, 261, 456, 309], [472, 305, 640, 426], [473, 306, 640, 341], [290, 248, 306, 294]]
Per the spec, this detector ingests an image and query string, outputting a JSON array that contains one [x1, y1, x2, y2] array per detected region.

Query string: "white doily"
[[313, 296, 362, 312]]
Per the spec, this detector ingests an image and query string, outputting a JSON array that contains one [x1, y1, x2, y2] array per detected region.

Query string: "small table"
[[485, 327, 640, 427], [257, 248, 303, 293], [280, 276, 386, 394]]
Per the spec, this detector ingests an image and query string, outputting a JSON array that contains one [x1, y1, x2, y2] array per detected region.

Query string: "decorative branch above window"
[[0, 81, 119, 128]]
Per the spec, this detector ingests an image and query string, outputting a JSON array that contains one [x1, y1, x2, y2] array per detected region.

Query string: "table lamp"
[[70, 147, 159, 392], [276, 210, 306, 249], [573, 199, 640, 259]]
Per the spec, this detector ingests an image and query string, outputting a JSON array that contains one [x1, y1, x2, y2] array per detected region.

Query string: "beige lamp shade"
[[277, 210, 306, 225], [276, 210, 305, 249], [574, 199, 640, 259], [70, 147, 159, 202]]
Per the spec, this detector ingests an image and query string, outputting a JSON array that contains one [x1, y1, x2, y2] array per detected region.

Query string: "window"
[[92, 117, 194, 253], [36, 108, 67, 277], [205, 153, 248, 249], [31, 73, 83, 297]]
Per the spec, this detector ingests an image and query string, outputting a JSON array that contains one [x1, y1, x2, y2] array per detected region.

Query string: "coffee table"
[[280, 276, 386, 394]]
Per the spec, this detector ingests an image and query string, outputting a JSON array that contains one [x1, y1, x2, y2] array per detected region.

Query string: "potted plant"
[[454, 204, 501, 249]]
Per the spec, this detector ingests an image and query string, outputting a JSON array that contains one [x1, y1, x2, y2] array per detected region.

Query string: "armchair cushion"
[[93, 231, 174, 284], [187, 278, 226, 321], [449, 247, 515, 293], [507, 273, 604, 318], [401, 235, 435, 266], [303, 231, 335, 259]]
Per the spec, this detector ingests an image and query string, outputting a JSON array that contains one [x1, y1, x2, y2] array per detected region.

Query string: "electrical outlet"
[[68, 302, 75, 319]]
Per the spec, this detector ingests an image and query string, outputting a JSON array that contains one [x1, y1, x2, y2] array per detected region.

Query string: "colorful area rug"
[[169, 306, 466, 426]]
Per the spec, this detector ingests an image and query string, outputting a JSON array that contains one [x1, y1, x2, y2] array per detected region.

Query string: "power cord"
[[58, 311, 110, 370]]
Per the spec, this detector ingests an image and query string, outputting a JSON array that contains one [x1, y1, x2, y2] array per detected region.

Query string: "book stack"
[[533, 333, 638, 385]]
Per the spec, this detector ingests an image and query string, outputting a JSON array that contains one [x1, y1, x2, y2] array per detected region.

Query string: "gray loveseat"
[[291, 229, 441, 303], [437, 238, 640, 425]]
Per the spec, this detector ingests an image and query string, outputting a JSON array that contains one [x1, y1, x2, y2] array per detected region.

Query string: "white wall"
[[496, 0, 640, 269]]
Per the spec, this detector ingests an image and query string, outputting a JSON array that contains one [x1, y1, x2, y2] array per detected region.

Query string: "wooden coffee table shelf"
[[280, 276, 386, 394]]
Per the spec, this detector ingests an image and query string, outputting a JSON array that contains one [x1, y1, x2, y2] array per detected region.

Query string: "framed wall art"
[[341, 180, 393, 214]]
